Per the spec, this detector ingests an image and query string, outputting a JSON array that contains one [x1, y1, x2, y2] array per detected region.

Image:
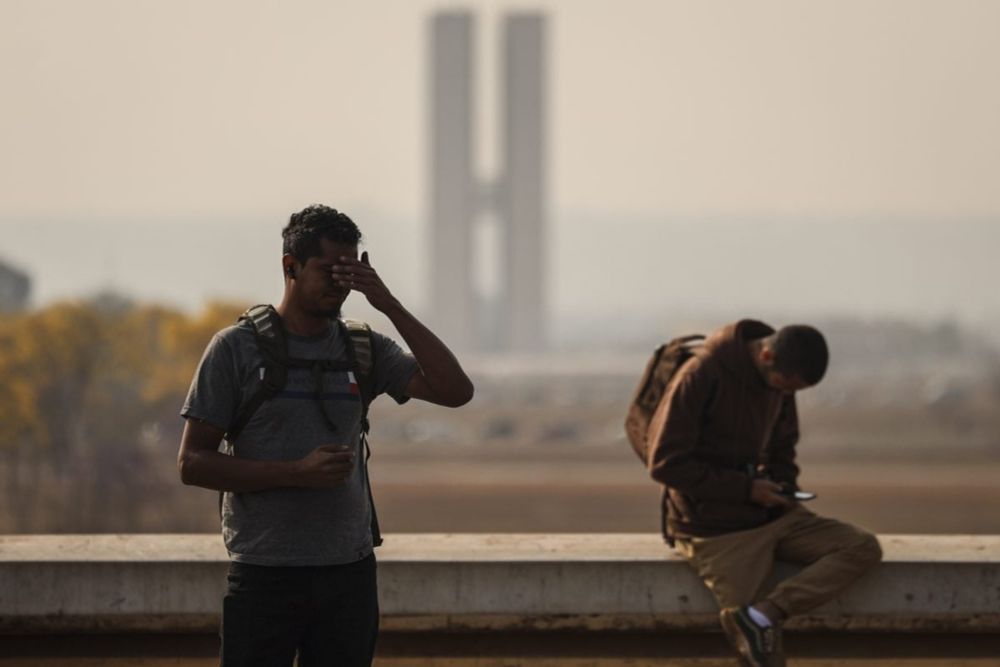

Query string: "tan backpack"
[[624, 334, 704, 543]]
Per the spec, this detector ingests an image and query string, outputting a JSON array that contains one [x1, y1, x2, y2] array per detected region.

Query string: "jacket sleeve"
[[765, 394, 800, 489], [647, 360, 753, 502]]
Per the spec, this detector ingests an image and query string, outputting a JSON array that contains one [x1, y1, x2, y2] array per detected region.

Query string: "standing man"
[[178, 204, 474, 667], [648, 320, 881, 667]]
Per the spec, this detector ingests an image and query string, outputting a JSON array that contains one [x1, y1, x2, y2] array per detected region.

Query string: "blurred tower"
[[0, 258, 30, 312], [429, 11, 548, 353], [429, 13, 476, 352], [501, 14, 546, 353]]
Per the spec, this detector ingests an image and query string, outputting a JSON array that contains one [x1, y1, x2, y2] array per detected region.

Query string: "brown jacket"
[[648, 320, 800, 539]]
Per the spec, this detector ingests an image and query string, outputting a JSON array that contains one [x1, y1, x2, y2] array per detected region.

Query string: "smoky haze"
[[2, 2, 1000, 543], [2, 214, 999, 349], [1, 0, 999, 342]]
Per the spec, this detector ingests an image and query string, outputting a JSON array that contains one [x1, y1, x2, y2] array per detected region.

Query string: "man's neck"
[[276, 298, 330, 337]]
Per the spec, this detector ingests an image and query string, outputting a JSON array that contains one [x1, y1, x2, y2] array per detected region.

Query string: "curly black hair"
[[282, 204, 362, 263]]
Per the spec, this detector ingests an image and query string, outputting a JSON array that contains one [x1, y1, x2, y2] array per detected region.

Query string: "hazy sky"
[[2, 1, 999, 332]]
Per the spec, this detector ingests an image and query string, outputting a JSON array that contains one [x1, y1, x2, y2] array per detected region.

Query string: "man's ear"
[[759, 346, 775, 364], [282, 255, 297, 279]]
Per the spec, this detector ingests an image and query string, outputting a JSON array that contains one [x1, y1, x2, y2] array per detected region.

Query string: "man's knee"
[[849, 531, 882, 569]]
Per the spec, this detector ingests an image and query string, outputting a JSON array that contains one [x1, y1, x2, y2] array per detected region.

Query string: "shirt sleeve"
[[180, 333, 242, 433], [647, 358, 754, 503], [370, 331, 419, 404]]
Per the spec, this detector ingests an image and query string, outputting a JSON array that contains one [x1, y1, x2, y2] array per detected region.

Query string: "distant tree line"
[[2, 298, 1000, 533], [0, 299, 241, 532]]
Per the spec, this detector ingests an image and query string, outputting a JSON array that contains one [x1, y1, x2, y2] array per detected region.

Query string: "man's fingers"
[[332, 273, 378, 283], [770, 493, 792, 507], [331, 266, 376, 278], [314, 451, 354, 465], [361, 251, 370, 265], [320, 460, 353, 475], [759, 494, 785, 508], [331, 260, 374, 269], [316, 445, 351, 454], [750, 478, 792, 508], [319, 449, 353, 460], [335, 280, 379, 291], [766, 482, 792, 506], [334, 280, 385, 295], [335, 256, 372, 268], [331, 274, 378, 285]]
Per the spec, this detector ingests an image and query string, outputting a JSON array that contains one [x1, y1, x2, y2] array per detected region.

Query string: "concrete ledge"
[[1, 534, 998, 634]]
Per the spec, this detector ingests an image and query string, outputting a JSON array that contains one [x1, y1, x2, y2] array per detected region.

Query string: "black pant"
[[221, 554, 379, 667]]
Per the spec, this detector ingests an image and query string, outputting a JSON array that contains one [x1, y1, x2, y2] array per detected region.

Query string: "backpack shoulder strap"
[[225, 304, 289, 443], [338, 318, 383, 547], [341, 319, 373, 372], [340, 319, 375, 416]]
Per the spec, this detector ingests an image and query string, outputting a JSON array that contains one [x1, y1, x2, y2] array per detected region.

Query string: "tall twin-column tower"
[[428, 12, 547, 353]]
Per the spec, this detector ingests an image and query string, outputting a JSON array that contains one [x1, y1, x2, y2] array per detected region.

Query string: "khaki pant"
[[676, 504, 882, 617]]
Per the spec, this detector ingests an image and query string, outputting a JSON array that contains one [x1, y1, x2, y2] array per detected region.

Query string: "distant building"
[[0, 259, 30, 312], [428, 11, 548, 353]]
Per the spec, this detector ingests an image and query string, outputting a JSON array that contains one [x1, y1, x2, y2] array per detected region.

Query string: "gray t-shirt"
[[181, 319, 418, 566]]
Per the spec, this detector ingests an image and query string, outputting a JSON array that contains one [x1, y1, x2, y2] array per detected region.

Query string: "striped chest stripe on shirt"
[[273, 368, 361, 402]]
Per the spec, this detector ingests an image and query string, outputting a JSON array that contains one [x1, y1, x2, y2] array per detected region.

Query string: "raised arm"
[[332, 251, 474, 407]]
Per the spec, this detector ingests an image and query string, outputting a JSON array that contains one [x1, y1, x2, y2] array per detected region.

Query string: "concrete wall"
[[1, 534, 998, 634]]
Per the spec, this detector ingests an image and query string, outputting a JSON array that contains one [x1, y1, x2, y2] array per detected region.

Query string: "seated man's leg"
[[678, 524, 788, 667], [676, 525, 778, 610], [764, 506, 882, 618]]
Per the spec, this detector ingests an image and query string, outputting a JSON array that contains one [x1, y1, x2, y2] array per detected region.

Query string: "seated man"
[[648, 320, 882, 667]]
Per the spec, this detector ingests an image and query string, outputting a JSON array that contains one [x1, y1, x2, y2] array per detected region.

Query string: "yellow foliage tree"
[[0, 298, 244, 531]]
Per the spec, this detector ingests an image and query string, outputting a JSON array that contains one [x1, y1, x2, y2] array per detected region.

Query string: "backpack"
[[223, 304, 384, 547], [624, 334, 704, 544]]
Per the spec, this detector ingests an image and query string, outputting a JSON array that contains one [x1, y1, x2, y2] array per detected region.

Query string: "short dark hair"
[[282, 204, 362, 264], [770, 325, 829, 386]]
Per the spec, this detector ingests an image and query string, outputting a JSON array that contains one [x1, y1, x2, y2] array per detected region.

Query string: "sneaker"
[[719, 606, 779, 667]]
